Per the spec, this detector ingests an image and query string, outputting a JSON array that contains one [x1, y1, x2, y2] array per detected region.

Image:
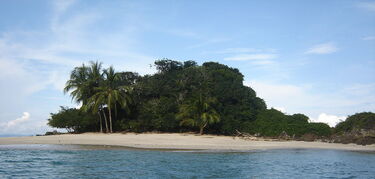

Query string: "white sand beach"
[[0, 133, 374, 151]]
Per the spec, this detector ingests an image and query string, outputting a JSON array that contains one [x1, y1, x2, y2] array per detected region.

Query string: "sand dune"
[[0, 133, 374, 151]]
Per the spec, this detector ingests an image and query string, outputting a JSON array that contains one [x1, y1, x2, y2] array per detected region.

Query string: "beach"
[[0, 133, 374, 151]]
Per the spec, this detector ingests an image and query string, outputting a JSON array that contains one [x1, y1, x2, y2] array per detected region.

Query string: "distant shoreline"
[[0, 133, 374, 151]]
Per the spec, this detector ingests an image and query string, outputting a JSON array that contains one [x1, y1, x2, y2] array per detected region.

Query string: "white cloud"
[[358, 2, 375, 11], [305, 43, 338, 54], [206, 48, 278, 65], [0, 112, 55, 135], [0, 0, 156, 95], [362, 36, 375, 40], [224, 53, 277, 61], [6, 112, 30, 128], [310, 113, 346, 127], [0, 1, 158, 135]]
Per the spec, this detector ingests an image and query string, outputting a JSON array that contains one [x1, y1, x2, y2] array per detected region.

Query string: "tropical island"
[[1, 59, 374, 150]]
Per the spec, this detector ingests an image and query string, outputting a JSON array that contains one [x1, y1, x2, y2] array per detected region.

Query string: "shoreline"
[[0, 133, 374, 151]]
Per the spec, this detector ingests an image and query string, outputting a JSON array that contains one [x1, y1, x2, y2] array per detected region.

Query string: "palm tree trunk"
[[115, 103, 117, 121], [199, 122, 208, 135], [102, 110, 109, 133], [199, 126, 204, 135], [108, 105, 113, 133], [98, 111, 103, 133]]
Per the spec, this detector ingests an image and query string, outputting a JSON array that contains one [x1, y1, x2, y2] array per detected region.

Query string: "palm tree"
[[64, 61, 107, 132], [177, 94, 220, 135], [64, 64, 90, 104], [87, 66, 132, 133], [82, 100, 109, 133], [86, 61, 105, 132]]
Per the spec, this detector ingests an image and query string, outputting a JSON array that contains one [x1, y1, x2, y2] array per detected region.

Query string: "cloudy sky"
[[0, 0, 374, 135]]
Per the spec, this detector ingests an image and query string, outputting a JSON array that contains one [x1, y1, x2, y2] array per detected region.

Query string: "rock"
[[299, 133, 318, 142], [331, 129, 375, 145], [278, 131, 291, 140], [44, 130, 61, 136]]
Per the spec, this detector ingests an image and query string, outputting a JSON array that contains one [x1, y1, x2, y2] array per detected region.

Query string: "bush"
[[48, 106, 98, 133], [335, 112, 375, 133], [306, 123, 332, 137], [243, 109, 331, 138]]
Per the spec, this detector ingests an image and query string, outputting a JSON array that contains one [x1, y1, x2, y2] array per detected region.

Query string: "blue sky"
[[0, 0, 374, 135]]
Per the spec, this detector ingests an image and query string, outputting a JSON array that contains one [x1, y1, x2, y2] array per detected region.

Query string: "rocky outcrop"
[[331, 129, 375, 145], [298, 133, 319, 142]]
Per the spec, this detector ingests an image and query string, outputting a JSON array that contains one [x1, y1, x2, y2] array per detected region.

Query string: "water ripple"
[[0, 145, 374, 178]]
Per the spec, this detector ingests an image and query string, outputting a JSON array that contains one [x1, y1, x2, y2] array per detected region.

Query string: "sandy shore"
[[0, 133, 374, 151]]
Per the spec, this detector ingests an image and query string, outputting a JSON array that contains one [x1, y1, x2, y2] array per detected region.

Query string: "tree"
[[64, 64, 90, 104], [83, 98, 109, 133], [87, 66, 132, 133], [64, 61, 106, 132], [48, 107, 97, 133], [59, 59, 274, 135], [154, 58, 183, 73], [201, 62, 266, 134], [177, 94, 220, 135], [307, 122, 331, 137], [335, 112, 375, 133]]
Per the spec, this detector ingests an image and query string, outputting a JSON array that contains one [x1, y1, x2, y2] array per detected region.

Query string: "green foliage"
[[200, 62, 266, 134], [177, 94, 220, 135], [335, 112, 375, 133], [307, 122, 332, 137], [249, 109, 290, 136], [55, 59, 353, 138], [64, 61, 103, 105], [85, 66, 133, 133], [132, 97, 179, 132], [246, 109, 331, 137], [63, 61, 133, 133], [48, 107, 97, 133], [154, 58, 183, 73]]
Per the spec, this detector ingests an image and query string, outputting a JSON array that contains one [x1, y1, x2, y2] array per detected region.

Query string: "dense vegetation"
[[48, 107, 97, 133], [335, 112, 375, 134], [49, 59, 341, 138], [330, 112, 375, 145], [249, 109, 331, 137]]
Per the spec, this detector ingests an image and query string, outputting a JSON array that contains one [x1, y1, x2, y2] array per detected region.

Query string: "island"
[[1, 59, 374, 150]]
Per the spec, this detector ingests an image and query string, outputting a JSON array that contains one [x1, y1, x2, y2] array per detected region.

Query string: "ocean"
[[0, 145, 374, 178]]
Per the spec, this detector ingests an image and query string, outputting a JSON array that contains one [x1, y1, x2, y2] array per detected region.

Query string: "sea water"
[[0, 144, 374, 179]]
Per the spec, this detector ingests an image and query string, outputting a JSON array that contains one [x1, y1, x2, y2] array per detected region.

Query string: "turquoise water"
[[0, 145, 374, 179]]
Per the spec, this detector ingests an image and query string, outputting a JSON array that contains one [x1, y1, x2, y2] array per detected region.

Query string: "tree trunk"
[[98, 111, 103, 133], [102, 110, 109, 133], [114, 103, 117, 121], [108, 106, 113, 133], [199, 122, 208, 135], [199, 126, 204, 135]]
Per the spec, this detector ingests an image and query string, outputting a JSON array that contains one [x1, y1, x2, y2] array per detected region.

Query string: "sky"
[[0, 0, 374, 135]]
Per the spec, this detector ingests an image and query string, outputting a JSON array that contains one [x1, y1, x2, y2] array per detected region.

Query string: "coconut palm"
[[64, 64, 90, 104], [82, 101, 109, 133], [65, 61, 107, 132], [87, 66, 132, 133], [177, 94, 220, 135], [64, 61, 104, 104]]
